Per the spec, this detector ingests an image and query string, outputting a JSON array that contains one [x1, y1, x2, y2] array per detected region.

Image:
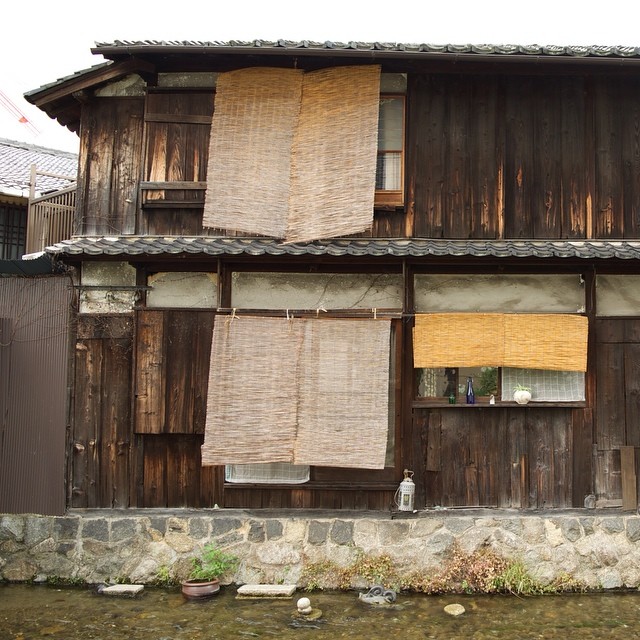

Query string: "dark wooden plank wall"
[[140, 91, 214, 236], [76, 98, 144, 235], [72, 316, 133, 508], [594, 319, 640, 503], [416, 407, 589, 508], [73, 75, 640, 242]]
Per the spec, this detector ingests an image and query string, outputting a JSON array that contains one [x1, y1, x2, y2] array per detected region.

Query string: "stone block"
[[211, 517, 242, 537], [330, 520, 353, 546], [265, 520, 283, 540], [188, 517, 209, 540], [111, 519, 138, 542], [308, 521, 330, 545], [236, 584, 296, 598], [100, 584, 144, 596], [248, 521, 265, 543], [24, 518, 52, 546], [82, 519, 109, 541], [53, 517, 79, 541]]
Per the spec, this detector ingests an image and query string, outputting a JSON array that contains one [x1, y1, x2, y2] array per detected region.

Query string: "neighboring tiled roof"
[[93, 40, 640, 59], [0, 139, 77, 197], [44, 236, 640, 261]]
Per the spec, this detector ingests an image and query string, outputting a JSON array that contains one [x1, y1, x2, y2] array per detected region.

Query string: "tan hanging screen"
[[201, 316, 301, 465], [203, 66, 380, 242], [286, 66, 381, 242], [203, 68, 302, 238], [293, 319, 390, 469], [202, 316, 391, 469], [414, 313, 588, 372]]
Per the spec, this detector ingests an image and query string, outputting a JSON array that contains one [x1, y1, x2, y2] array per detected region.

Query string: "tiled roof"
[[44, 236, 640, 261], [0, 138, 77, 197], [93, 40, 640, 59]]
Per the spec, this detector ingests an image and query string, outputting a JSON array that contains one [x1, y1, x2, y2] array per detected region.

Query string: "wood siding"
[[76, 98, 144, 235]]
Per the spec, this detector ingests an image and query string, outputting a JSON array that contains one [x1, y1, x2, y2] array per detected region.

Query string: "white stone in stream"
[[236, 584, 297, 598], [101, 584, 144, 596], [444, 603, 466, 616]]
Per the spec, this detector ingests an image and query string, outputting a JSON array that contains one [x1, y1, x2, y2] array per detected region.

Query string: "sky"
[[1, 0, 638, 154]]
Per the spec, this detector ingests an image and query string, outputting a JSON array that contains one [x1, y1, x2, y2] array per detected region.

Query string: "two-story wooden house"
[[25, 40, 640, 512]]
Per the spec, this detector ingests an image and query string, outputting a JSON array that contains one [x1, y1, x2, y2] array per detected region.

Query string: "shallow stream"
[[2, 584, 640, 639]]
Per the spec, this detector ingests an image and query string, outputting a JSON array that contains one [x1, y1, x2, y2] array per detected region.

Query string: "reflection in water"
[[2, 584, 640, 639]]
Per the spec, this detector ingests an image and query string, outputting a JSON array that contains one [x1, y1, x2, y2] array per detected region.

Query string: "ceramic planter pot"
[[181, 578, 220, 599], [513, 389, 532, 405]]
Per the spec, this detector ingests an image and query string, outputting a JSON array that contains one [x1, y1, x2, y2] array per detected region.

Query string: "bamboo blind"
[[203, 68, 302, 237], [413, 313, 588, 372], [286, 66, 381, 242], [293, 319, 390, 468], [203, 66, 380, 242], [202, 316, 391, 469], [201, 316, 300, 465]]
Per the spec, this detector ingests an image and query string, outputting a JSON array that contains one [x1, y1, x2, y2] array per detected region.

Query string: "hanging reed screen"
[[202, 316, 391, 469], [203, 68, 302, 238], [201, 316, 301, 465], [413, 313, 588, 372], [294, 319, 390, 468], [286, 66, 381, 242], [203, 66, 381, 242]]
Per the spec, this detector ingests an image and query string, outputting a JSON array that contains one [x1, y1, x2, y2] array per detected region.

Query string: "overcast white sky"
[[1, 0, 637, 153]]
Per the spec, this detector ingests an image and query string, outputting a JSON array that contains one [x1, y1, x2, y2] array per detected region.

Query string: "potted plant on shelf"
[[181, 542, 239, 599], [513, 384, 532, 405]]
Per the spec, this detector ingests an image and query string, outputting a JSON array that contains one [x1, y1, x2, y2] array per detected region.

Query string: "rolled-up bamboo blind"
[[203, 66, 380, 242], [413, 313, 588, 372], [202, 316, 391, 469]]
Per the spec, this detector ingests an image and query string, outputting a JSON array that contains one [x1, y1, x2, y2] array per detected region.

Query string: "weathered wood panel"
[[141, 434, 214, 507], [592, 78, 640, 238], [77, 98, 144, 234], [504, 77, 587, 239], [572, 408, 594, 505], [141, 92, 214, 235], [419, 407, 575, 508], [72, 316, 133, 508], [134, 310, 213, 434], [596, 342, 625, 450], [407, 75, 500, 239]]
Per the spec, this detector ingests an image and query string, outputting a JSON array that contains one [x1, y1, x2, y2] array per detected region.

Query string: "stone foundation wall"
[[2, 509, 640, 590]]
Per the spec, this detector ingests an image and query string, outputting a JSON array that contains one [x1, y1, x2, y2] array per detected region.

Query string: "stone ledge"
[[236, 584, 297, 598], [100, 584, 144, 596]]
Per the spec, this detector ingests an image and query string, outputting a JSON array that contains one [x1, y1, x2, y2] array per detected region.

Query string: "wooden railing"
[[25, 165, 76, 254]]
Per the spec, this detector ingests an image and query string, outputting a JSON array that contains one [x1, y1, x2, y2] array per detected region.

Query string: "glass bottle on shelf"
[[466, 376, 475, 404]]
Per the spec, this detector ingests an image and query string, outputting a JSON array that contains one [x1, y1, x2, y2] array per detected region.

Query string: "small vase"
[[513, 389, 532, 405], [181, 578, 220, 599]]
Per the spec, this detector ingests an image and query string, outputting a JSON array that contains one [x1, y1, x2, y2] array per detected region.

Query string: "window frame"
[[375, 93, 406, 208]]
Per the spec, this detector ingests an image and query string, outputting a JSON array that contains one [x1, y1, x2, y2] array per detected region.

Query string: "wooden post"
[[620, 446, 637, 512]]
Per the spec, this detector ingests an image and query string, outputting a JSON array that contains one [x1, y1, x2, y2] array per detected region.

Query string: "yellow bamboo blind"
[[413, 313, 588, 372], [202, 316, 391, 469], [203, 66, 381, 242]]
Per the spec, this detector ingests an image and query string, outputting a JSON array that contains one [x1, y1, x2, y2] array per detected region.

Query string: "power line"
[[0, 89, 40, 136]]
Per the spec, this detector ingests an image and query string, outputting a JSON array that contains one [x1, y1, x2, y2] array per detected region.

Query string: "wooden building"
[[25, 40, 640, 512]]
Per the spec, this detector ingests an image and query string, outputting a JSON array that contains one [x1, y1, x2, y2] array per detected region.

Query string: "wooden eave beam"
[[26, 58, 158, 108]]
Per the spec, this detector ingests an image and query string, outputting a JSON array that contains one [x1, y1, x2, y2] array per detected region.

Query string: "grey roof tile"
[[0, 138, 77, 197], [43, 236, 640, 261], [92, 40, 640, 59]]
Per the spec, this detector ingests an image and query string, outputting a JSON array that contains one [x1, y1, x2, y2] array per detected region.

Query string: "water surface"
[[1, 584, 640, 639]]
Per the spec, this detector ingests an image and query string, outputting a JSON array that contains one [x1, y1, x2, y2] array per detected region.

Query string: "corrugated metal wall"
[[0, 275, 73, 515]]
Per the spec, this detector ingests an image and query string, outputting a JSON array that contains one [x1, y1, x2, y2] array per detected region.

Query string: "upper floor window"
[[375, 94, 405, 207]]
